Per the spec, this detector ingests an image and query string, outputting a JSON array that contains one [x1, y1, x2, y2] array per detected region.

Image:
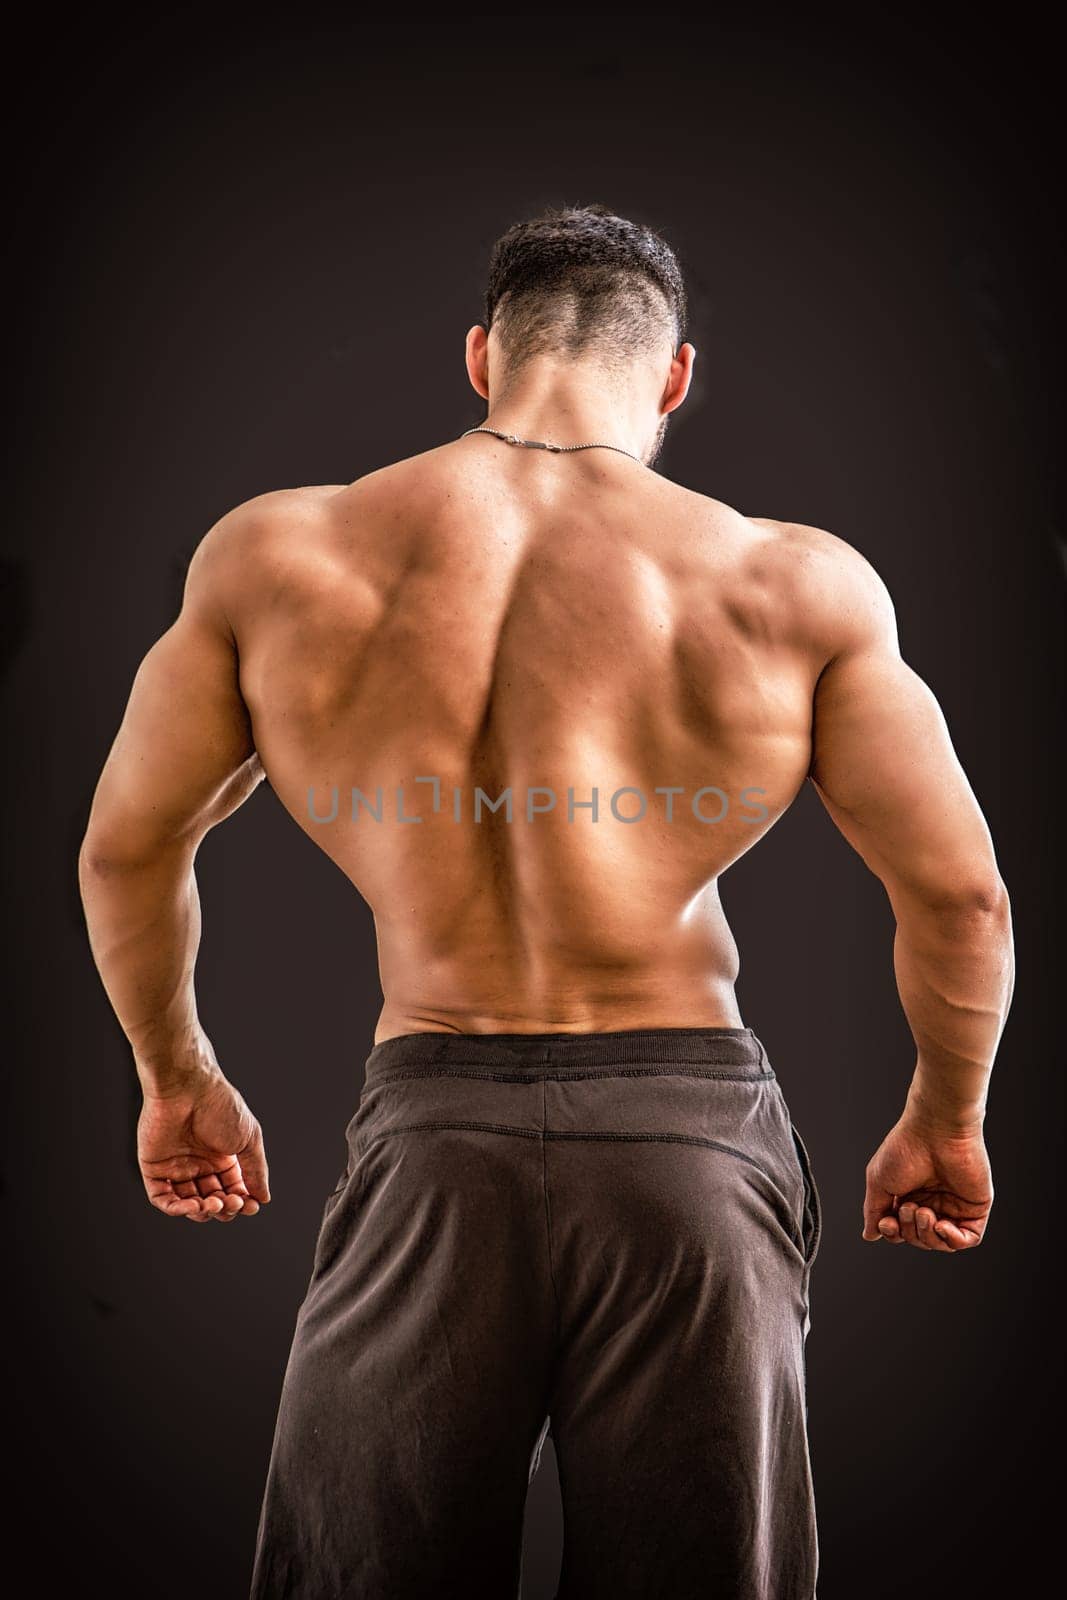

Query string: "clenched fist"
[[863, 1115, 992, 1252]]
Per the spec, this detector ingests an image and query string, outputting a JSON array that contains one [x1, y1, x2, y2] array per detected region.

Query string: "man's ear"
[[662, 342, 696, 415], [465, 324, 490, 400]]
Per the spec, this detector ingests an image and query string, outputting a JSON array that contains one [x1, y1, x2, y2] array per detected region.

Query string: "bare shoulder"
[[745, 515, 900, 659], [191, 484, 348, 568], [183, 481, 377, 626], [188, 444, 446, 567]]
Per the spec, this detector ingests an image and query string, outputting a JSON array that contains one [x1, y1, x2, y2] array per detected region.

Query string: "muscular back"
[[223, 443, 825, 1037], [88, 436, 998, 1046]]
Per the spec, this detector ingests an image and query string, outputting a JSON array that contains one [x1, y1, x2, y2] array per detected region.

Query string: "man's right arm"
[[804, 535, 1014, 1251]]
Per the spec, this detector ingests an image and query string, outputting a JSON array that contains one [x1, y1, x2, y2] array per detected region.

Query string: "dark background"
[[5, 16, 1063, 1598]]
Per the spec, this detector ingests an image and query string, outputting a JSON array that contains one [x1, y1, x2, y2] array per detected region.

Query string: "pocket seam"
[[790, 1123, 823, 1266]]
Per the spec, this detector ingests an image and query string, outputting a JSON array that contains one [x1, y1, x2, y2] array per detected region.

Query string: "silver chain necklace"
[[460, 425, 643, 465]]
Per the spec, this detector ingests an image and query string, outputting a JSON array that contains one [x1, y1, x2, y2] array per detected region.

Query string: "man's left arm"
[[79, 505, 270, 1223]]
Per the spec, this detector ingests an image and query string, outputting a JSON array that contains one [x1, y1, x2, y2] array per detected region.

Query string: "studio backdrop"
[[4, 18, 1063, 1599]]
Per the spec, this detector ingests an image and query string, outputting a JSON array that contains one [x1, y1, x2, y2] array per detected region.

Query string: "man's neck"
[[482, 367, 655, 464]]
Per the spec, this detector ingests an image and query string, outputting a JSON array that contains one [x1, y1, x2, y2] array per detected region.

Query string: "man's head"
[[465, 203, 695, 468], [485, 202, 687, 377]]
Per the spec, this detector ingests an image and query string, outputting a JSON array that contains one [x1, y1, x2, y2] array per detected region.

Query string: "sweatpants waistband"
[[363, 1025, 773, 1085]]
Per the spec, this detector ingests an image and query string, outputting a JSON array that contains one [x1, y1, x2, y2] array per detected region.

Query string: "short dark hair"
[[484, 202, 687, 377]]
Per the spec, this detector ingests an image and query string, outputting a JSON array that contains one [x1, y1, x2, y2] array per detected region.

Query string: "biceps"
[[86, 615, 259, 859], [809, 649, 999, 906]]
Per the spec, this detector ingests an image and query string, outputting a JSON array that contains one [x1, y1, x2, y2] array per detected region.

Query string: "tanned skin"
[[79, 320, 1014, 1251]]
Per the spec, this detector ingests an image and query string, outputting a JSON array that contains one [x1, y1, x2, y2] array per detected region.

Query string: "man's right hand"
[[862, 1115, 993, 1252]]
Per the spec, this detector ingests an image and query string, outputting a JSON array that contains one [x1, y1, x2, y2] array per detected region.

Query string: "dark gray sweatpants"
[[250, 1026, 822, 1599]]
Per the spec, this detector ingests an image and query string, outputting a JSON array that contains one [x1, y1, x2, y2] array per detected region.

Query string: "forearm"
[[889, 884, 1015, 1133], [78, 833, 220, 1096]]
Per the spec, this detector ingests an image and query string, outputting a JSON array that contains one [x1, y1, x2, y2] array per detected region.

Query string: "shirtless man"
[[78, 204, 1014, 1599]]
